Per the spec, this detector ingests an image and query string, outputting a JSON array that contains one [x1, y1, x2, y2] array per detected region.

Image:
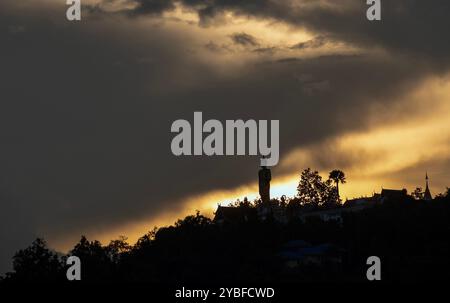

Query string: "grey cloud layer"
[[95, 0, 450, 61], [0, 0, 449, 274]]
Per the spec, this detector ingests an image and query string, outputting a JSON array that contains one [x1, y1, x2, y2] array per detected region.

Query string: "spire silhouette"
[[424, 172, 432, 201]]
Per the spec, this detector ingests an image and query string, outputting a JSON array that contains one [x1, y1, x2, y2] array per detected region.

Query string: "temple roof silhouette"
[[213, 205, 257, 224], [424, 172, 432, 201]]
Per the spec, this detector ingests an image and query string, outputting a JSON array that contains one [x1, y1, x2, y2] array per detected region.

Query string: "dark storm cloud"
[[0, 0, 208, 272], [101, 0, 450, 64], [203, 1, 450, 60], [1, 0, 450, 275]]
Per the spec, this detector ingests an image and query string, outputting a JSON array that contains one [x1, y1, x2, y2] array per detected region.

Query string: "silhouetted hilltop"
[[1, 189, 449, 283], [1, 169, 449, 283]]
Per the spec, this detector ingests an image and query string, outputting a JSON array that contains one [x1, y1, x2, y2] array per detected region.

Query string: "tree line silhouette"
[[1, 169, 449, 283]]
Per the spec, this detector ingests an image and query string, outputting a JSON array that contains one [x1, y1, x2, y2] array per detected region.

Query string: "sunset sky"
[[1, 0, 450, 274]]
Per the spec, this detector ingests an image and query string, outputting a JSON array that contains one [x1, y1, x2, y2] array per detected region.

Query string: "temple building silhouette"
[[214, 165, 435, 226]]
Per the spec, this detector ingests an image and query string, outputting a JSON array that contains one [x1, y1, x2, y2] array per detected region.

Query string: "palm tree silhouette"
[[329, 169, 346, 201]]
